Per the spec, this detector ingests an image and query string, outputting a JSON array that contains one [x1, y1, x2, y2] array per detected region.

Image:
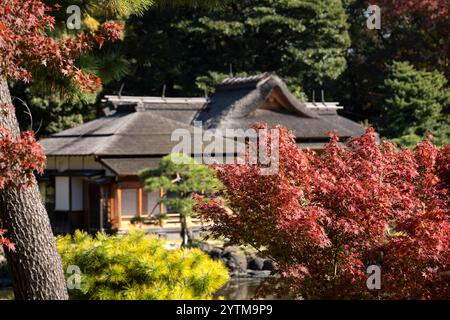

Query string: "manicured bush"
[[57, 231, 229, 300]]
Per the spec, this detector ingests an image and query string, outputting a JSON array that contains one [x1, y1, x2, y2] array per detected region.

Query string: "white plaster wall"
[[55, 176, 70, 211]]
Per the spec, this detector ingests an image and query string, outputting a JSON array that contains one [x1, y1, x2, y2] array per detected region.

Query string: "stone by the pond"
[[222, 246, 241, 255], [208, 248, 223, 259], [197, 242, 274, 278], [248, 257, 265, 270], [263, 259, 277, 271], [247, 270, 272, 278], [224, 252, 247, 272], [230, 271, 251, 278], [197, 242, 212, 253]]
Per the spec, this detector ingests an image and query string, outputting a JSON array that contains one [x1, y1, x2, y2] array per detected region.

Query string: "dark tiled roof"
[[217, 73, 271, 90], [41, 110, 196, 156], [104, 96, 205, 125], [41, 135, 111, 156], [218, 108, 364, 139], [40, 74, 365, 159]]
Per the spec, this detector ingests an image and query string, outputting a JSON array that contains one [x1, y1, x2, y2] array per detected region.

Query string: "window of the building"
[[55, 177, 70, 211], [121, 189, 137, 217], [147, 190, 161, 215]]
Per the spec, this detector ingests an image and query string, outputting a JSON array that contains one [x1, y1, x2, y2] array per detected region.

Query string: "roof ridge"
[[221, 72, 271, 84], [217, 73, 275, 90], [104, 96, 207, 104], [264, 77, 319, 118]]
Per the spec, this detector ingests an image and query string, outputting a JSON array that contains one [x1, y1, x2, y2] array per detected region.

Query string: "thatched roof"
[[40, 73, 365, 161], [196, 73, 364, 139]]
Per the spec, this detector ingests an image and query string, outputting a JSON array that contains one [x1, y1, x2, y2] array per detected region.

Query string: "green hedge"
[[57, 231, 229, 299]]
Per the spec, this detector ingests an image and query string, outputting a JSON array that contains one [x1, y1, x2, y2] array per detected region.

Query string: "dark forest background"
[[11, 0, 449, 147]]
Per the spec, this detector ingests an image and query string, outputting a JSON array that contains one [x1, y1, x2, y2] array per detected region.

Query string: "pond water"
[[0, 279, 288, 300], [215, 278, 289, 300], [215, 278, 262, 300]]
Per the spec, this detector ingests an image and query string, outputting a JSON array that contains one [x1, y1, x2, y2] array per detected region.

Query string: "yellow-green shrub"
[[57, 231, 229, 300]]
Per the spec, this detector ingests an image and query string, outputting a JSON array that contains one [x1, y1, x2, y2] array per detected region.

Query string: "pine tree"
[[0, 0, 123, 299], [15, 0, 226, 136], [333, 0, 449, 132], [118, 0, 351, 98], [139, 153, 221, 246], [57, 231, 229, 299], [381, 61, 450, 147]]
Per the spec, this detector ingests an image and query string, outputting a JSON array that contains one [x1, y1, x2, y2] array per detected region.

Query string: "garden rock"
[[248, 257, 265, 270], [222, 248, 247, 273], [224, 252, 247, 273], [208, 248, 223, 260], [197, 242, 212, 253], [197, 242, 274, 279], [247, 270, 271, 278], [263, 259, 277, 272]]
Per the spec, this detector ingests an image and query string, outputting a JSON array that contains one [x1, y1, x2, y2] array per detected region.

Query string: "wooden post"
[[138, 187, 143, 218], [159, 187, 164, 213], [99, 185, 104, 233], [68, 176, 72, 234], [110, 185, 116, 228], [116, 187, 122, 228]]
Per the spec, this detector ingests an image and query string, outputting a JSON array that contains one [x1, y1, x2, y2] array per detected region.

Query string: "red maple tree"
[[195, 125, 450, 299], [0, 0, 123, 194], [375, 0, 449, 75], [0, 1, 123, 90], [0, 117, 46, 190], [0, 0, 122, 298], [376, 0, 449, 26], [0, 229, 14, 252]]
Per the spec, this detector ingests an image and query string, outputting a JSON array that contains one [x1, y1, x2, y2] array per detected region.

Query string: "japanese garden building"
[[39, 73, 365, 235]]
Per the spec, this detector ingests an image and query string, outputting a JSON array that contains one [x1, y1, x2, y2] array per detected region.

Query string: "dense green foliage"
[[117, 0, 350, 98], [12, 0, 225, 136], [11, 0, 140, 135], [12, 0, 450, 146], [57, 231, 229, 299], [334, 0, 449, 145], [381, 62, 450, 148]]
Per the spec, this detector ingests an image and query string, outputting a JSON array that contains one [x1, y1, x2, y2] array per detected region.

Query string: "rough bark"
[[0, 77, 69, 300]]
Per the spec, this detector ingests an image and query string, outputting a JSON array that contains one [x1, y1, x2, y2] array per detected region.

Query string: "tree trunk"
[[0, 77, 69, 300]]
